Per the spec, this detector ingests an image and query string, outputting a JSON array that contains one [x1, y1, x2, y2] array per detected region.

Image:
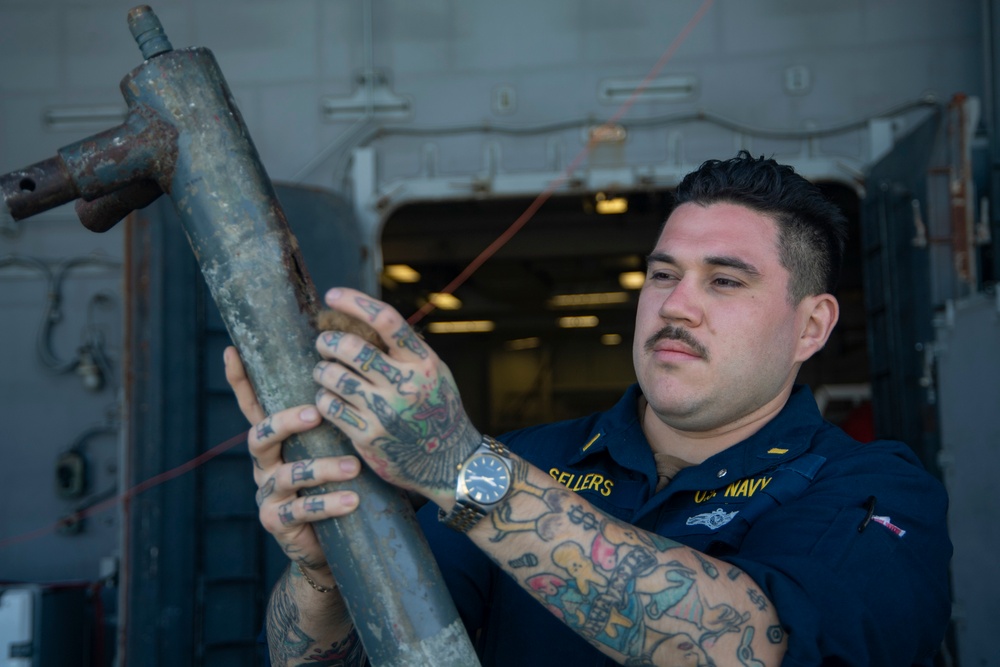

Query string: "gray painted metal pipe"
[[0, 6, 478, 666]]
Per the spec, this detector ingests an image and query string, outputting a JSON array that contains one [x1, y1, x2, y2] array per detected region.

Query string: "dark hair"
[[672, 151, 848, 303]]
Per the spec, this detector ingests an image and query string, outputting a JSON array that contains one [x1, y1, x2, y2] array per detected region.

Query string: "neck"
[[638, 386, 794, 467]]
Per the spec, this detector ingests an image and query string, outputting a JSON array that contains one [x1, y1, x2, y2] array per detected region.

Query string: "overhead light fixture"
[[558, 315, 599, 329], [601, 333, 623, 346], [505, 337, 541, 351], [549, 292, 629, 308], [595, 192, 628, 215], [618, 271, 645, 290], [383, 264, 421, 283], [427, 320, 494, 334], [428, 292, 462, 310]]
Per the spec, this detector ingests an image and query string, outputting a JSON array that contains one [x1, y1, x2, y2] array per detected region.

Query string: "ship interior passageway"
[[379, 183, 869, 438]]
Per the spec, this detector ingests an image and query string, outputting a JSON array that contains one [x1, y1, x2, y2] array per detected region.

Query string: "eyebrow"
[[646, 252, 762, 277]]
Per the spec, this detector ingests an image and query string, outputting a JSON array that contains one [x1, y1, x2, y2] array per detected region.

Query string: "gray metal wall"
[[0, 0, 990, 664], [936, 293, 1000, 667], [0, 218, 123, 583]]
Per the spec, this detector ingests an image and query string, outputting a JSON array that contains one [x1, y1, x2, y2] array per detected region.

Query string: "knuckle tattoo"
[[303, 497, 325, 513], [278, 501, 295, 526], [290, 461, 315, 484], [255, 417, 276, 441]]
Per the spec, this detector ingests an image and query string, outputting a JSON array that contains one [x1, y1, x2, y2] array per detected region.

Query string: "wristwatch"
[[439, 435, 514, 533]]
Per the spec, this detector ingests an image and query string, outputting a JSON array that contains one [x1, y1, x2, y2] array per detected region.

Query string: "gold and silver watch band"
[[440, 502, 488, 533], [439, 435, 512, 533]]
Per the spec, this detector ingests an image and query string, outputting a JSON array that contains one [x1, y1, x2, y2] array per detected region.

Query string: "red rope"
[[0, 431, 246, 551]]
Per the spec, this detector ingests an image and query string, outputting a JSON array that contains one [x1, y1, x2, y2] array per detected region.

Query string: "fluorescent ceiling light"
[[427, 320, 494, 334], [505, 337, 541, 351], [618, 271, 645, 290], [384, 264, 420, 283], [558, 315, 599, 329], [595, 193, 628, 215], [428, 292, 462, 310], [601, 333, 623, 346], [549, 292, 628, 308]]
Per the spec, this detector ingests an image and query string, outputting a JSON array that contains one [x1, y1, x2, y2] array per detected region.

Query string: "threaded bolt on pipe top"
[[128, 5, 173, 59]]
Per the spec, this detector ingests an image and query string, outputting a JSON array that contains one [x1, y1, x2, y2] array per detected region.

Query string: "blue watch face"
[[462, 454, 511, 504]]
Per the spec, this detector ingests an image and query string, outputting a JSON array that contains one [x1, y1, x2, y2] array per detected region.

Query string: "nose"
[[656, 276, 704, 326]]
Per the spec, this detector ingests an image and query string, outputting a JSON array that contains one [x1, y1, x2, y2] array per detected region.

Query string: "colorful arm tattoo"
[[474, 460, 784, 665]]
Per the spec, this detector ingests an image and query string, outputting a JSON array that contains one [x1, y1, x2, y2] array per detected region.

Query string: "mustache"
[[644, 325, 709, 360]]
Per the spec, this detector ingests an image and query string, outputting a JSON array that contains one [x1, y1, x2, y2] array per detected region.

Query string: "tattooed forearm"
[[694, 551, 719, 578], [737, 626, 765, 667], [472, 461, 786, 665], [266, 571, 315, 663], [509, 553, 539, 568], [747, 587, 768, 611], [293, 628, 369, 667], [266, 569, 369, 667]]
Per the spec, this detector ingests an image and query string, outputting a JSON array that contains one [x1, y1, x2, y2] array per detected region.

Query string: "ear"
[[794, 294, 839, 363]]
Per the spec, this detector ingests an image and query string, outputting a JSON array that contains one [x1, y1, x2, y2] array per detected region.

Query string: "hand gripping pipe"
[[0, 7, 479, 666]]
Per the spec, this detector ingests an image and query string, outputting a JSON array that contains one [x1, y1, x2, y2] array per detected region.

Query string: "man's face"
[[632, 201, 816, 433]]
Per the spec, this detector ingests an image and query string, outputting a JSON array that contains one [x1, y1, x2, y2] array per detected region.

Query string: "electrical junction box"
[[0, 586, 88, 666]]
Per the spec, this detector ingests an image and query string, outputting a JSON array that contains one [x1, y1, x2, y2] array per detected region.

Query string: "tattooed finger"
[[313, 361, 368, 400], [316, 389, 370, 433], [324, 289, 410, 349], [256, 417, 277, 441], [256, 476, 276, 506], [261, 492, 359, 533], [390, 321, 430, 360], [247, 407, 322, 458]]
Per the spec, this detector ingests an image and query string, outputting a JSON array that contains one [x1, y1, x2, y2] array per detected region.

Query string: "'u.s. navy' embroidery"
[[686, 508, 738, 530]]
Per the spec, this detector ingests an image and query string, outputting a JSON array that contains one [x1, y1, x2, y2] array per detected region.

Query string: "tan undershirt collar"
[[637, 394, 695, 492]]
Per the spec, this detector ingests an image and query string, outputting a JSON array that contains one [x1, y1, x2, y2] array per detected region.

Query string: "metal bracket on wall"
[[321, 71, 411, 121]]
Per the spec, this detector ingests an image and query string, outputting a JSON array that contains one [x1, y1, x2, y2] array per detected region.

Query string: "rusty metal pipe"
[[0, 6, 478, 666], [1, 156, 78, 220]]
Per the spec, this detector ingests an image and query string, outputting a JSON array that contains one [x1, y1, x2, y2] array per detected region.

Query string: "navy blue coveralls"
[[416, 384, 952, 666]]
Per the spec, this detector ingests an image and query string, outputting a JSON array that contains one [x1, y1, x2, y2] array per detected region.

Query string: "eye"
[[712, 276, 744, 288], [648, 268, 678, 282]]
